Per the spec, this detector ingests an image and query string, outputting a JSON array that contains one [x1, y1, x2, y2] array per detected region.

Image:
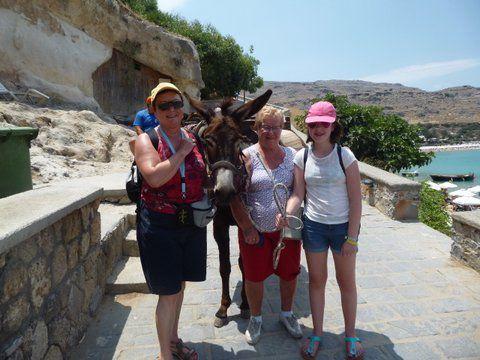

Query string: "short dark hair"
[[306, 122, 343, 144]]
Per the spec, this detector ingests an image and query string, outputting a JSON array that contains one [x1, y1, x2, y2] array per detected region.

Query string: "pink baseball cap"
[[305, 101, 336, 124]]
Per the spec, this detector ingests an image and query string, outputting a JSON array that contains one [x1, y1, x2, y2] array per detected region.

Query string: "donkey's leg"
[[238, 254, 251, 319], [213, 216, 232, 328]]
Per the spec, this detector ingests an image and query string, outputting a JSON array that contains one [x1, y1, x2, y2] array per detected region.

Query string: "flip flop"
[[300, 335, 322, 360], [344, 337, 364, 360]]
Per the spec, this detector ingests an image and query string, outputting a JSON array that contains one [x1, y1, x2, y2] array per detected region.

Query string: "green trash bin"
[[0, 127, 39, 198]]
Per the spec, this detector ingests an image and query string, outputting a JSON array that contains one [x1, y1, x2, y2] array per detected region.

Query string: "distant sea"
[[409, 149, 480, 189]]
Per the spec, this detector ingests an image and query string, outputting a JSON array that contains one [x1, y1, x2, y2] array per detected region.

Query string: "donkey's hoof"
[[240, 309, 250, 319], [214, 315, 228, 328]]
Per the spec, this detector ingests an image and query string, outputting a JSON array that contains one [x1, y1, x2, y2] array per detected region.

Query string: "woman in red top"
[[135, 82, 206, 360]]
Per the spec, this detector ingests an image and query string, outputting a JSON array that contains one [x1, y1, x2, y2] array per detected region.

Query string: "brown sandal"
[[170, 339, 198, 360]]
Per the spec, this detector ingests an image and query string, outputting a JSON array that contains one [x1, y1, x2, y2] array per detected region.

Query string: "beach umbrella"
[[449, 189, 476, 198], [468, 185, 480, 194], [452, 196, 480, 206], [426, 181, 442, 191], [439, 182, 458, 189]]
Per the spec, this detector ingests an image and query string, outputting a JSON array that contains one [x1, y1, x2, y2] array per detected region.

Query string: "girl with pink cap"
[[277, 101, 364, 359]]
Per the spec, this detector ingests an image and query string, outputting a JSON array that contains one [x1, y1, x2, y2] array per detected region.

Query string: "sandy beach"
[[421, 142, 480, 152]]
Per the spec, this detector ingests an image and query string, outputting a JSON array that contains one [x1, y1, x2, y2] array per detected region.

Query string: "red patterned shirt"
[[141, 129, 206, 214]]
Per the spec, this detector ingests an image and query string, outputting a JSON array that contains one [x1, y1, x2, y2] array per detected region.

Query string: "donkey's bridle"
[[209, 160, 245, 176], [189, 121, 248, 194]]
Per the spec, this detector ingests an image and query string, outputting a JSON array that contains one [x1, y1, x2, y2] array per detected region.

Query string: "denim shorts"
[[302, 216, 349, 253]]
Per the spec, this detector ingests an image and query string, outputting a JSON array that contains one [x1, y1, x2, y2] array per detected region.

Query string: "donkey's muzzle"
[[213, 168, 236, 205]]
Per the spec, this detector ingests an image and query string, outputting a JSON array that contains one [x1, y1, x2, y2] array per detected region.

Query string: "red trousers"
[[238, 229, 301, 282]]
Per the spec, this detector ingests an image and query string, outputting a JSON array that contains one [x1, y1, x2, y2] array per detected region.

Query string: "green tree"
[[121, 0, 263, 98], [294, 93, 433, 172]]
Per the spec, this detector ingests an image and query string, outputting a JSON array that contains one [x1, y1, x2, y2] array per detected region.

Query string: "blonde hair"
[[254, 106, 285, 130]]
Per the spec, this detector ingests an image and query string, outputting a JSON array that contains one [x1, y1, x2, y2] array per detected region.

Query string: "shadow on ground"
[[220, 263, 404, 359], [71, 284, 405, 359], [71, 295, 132, 359], [194, 329, 403, 359]]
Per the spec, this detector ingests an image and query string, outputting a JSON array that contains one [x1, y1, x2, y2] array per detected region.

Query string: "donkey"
[[187, 90, 273, 327]]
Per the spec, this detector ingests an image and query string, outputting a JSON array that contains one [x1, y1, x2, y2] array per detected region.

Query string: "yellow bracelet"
[[345, 237, 358, 247]]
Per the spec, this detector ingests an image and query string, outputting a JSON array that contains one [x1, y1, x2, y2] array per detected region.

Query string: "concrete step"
[[98, 203, 136, 240], [123, 229, 139, 257], [106, 257, 148, 294]]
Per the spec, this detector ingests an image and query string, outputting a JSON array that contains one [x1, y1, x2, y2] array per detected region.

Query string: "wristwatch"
[[345, 236, 358, 247]]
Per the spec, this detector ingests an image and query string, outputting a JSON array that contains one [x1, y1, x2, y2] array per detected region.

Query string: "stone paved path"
[[73, 204, 480, 359]]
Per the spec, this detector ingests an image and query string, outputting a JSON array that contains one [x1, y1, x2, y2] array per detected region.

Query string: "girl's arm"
[[345, 161, 362, 238]]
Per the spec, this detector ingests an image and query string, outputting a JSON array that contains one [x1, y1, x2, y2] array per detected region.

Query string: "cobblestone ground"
[[73, 204, 480, 359]]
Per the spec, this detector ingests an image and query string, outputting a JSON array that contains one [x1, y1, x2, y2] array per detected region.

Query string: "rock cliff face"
[[0, 0, 204, 110], [0, 102, 134, 184]]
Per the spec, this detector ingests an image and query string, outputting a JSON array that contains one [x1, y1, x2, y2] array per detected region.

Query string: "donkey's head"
[[187, 90, 272, 206]]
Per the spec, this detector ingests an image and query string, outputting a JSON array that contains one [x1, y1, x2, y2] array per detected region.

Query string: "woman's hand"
[[243, 226, 259, 245], [178, 137, 196, 156], [275, 213, 288, 229], [341, 242, 358, 256]]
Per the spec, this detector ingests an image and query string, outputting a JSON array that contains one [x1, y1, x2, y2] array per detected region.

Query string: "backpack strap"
[[146, 127, 159, 150], [303, 146, 308, 205], [303, 145, 344, 174], [336, 143, 346, 175], [303, 145, 308, 169], [129, 129, 158, 208]]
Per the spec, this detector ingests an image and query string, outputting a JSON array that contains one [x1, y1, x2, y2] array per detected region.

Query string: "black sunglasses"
[[156, 100, 184, 111], [307, 122, 331, 129]]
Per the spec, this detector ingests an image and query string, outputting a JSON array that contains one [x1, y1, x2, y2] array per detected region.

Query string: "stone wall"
[[359, 162, 421, 220], [451, 210, 480, 273], [0, 182, 133, 359], [0, 203, 101, 358]]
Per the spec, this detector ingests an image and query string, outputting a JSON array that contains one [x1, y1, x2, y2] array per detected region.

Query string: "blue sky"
[[157, 0, 480, 91]]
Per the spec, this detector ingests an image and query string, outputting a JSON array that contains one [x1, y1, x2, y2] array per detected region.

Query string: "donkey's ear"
[[220, 97, 234, 116], [185, 93, 212, 123], [231, 90, 272, 123]]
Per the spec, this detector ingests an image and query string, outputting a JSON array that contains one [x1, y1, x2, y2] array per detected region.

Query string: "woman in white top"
[[277, 101, 363, 359]]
